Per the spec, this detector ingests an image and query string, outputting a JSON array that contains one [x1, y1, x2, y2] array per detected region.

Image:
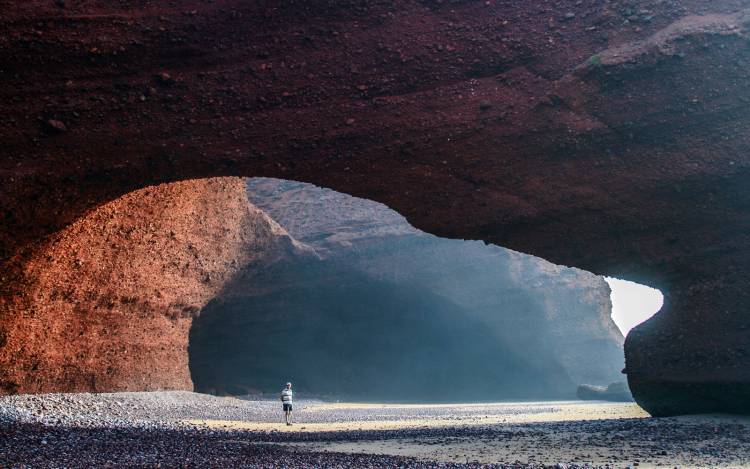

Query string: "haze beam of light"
[[605, 277, 664, 337]]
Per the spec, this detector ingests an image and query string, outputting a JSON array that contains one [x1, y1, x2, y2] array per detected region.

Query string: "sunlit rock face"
[[0, 178, 303, 394], [189, 179, 624, 401]]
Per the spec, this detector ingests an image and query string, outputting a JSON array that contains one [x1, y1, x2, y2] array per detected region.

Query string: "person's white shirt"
[[281, 388, 293, 403]]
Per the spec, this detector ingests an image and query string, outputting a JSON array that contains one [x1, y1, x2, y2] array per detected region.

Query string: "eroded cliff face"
[[0, 178, 302, 394], [2, 1, 750, 414], [189, 179, 624, 400]]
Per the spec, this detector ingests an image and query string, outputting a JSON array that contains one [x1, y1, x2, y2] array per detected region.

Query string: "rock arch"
[[2, 1, 750, 415], [0, 178, 304, 393]]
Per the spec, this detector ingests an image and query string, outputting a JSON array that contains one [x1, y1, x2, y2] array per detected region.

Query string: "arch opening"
[[604, 278, 664, 337], [187, 177, 629, 402]]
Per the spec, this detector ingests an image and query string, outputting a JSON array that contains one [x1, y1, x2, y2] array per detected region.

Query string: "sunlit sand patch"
[[183, 402, 750, 467], [185, 401, 648, 433]]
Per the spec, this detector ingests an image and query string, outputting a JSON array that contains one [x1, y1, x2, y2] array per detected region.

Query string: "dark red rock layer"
[[1, 1, 750, 414], [0, 178, 301, 394]]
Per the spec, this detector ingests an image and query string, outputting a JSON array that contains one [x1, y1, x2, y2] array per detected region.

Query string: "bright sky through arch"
[[605, 277, 664, 336]]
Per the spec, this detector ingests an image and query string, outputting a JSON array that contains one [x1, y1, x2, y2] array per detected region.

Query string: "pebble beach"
[[2, 392, 750, 468]]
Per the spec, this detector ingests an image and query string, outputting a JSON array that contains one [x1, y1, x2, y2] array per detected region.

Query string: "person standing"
[[280, 382, 293, 425]]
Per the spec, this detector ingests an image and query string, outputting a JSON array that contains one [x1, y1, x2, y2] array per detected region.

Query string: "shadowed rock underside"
[[2, 1, 750, 415]]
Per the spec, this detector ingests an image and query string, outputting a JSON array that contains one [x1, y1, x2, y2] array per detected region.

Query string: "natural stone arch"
[[2, 1, 750, 415], [0, 178, 301, 393]]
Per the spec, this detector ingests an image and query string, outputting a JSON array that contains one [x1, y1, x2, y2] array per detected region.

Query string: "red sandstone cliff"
[[1, 1, 750, 414], [0, 178, 304, 394]]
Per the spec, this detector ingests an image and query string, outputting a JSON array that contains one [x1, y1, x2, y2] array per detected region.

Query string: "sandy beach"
[[191, 400, 750, 468], [188, 400, 649, 432], [3, 392, 750, 468]]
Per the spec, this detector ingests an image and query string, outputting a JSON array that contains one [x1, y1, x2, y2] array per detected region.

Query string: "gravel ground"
[[0, 391, 290, 430], [2, 392, 750, 468]]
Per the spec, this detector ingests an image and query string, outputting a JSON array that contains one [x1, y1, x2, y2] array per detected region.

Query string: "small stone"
[[154, 72, 174, 85], [345, 118, 355, 126], [45, 119, 67, 133], [563, 12, 576, 20]]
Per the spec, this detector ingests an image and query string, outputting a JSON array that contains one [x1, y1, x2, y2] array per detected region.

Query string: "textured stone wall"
[[0, 178, 301, 394], [2, 1, 750, 414]]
